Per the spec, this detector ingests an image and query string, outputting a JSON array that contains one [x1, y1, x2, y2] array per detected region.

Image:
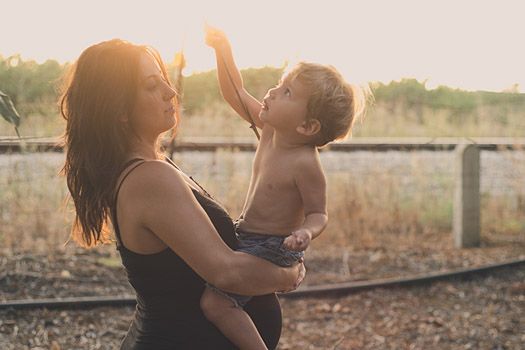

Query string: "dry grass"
[[3, 100, 525, 139], [177, 102, 525, 138], [350, 104, 525, 138], [0, 154, 72, 254], [0, 149, 523, 256], [177, 104, 255, 139], [0, 104, 64, 138], [481, 150, 525, 235]]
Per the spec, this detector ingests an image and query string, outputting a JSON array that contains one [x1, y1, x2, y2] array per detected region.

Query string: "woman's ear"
[[296, 119, 321, 136]]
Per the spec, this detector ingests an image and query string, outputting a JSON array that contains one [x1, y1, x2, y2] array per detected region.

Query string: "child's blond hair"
[[286, 62, 369, 147]]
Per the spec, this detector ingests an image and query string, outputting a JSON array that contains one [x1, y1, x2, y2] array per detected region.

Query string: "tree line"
[[1, 54, 524, 122]]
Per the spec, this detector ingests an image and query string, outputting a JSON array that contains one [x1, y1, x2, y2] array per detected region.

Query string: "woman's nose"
[[164, 85, 177, 100]]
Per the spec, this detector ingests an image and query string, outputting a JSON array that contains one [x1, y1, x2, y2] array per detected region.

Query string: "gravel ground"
[[279, 267, 525, 350], [1, 231, 524, 349]]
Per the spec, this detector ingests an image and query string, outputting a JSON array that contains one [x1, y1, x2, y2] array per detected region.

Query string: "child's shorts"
[[207, 229, 304, 308]]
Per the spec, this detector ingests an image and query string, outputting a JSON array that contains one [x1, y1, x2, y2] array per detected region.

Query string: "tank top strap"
[[164, 156, 213, 198], [112, 158, 146, 247], [164, 155, 180, 170]]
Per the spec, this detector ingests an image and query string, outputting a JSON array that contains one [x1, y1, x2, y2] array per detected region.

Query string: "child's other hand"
[[283, 229, 312, 251], [204, 24, 229, 51]]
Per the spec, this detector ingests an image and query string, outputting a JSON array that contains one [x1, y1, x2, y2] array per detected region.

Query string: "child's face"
[[259, 74, 310, 133]]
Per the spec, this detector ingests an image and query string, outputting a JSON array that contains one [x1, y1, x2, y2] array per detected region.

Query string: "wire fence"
[[0, 141, 523, 254]]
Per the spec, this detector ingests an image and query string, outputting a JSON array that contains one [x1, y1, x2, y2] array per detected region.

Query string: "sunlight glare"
[[2, 0, 524, 92]]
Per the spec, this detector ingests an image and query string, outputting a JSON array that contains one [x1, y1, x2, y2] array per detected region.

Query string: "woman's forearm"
[[134, 162, 296, 296], [213, 251, 298, 295]]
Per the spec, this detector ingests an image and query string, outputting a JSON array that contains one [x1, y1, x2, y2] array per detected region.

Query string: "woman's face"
[[130, 52, 177, 140]]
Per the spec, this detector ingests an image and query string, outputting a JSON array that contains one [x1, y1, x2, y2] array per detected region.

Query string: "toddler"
[[201, 25, 367, 350]]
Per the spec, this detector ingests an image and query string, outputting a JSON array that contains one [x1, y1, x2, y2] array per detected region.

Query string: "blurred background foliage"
[[1, 55, 524, 138]]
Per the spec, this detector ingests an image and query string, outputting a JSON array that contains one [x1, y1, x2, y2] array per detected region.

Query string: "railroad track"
[[1, 258, 523, 310]]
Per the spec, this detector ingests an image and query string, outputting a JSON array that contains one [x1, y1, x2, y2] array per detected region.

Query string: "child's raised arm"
[[205, 25, 264, 129]]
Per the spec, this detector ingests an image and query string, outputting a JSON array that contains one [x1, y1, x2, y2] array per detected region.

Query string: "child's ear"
[[297, 119, 321, 136]]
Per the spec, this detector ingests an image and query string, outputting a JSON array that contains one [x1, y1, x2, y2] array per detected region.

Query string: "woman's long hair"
[[60, 39, 174, 247]]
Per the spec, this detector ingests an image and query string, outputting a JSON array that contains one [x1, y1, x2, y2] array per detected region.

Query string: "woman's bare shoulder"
[[119, 159, 189, 200]]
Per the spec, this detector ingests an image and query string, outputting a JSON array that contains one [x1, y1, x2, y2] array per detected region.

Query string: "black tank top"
[[112, 158, 282, 349]]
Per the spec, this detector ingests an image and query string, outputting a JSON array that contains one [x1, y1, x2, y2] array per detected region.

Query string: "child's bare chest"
[[252, 147, 298, 194]]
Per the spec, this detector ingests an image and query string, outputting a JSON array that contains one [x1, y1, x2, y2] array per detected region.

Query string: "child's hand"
[[204, 24, 230, 52], [283, 229, 312, 252]]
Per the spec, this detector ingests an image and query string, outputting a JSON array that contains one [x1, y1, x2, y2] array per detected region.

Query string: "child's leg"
[[201, 286, 268, 350]]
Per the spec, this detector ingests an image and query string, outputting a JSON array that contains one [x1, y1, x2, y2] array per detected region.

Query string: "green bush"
[[1, 55, 525, 137]]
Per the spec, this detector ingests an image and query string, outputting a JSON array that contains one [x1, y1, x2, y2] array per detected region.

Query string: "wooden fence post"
[[453, 143, 480, 248]]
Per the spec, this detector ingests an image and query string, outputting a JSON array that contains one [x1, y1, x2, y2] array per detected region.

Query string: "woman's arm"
[[123, 160, 301, 295]]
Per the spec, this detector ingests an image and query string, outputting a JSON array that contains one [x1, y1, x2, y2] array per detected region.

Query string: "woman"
[[60, 39, 304, 349]]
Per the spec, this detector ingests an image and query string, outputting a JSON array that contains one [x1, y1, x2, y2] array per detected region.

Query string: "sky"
[[1, 0, 524, 92]]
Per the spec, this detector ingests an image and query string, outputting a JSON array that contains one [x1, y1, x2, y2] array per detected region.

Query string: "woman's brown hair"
[[60, 39, 174, 247]]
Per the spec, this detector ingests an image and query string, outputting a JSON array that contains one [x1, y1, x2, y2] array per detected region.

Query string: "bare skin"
[[206, 25, 328, 249], [114, 52, 305, 296], [203, 25, 328, 350], [239, 126, 327, 245]]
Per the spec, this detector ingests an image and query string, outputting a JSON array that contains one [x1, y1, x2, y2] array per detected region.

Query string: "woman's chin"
[[165, 115, 177, 131]]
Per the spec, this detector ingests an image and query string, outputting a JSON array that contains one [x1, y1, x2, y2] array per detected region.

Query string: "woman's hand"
[[279, 258, 306, 293]]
